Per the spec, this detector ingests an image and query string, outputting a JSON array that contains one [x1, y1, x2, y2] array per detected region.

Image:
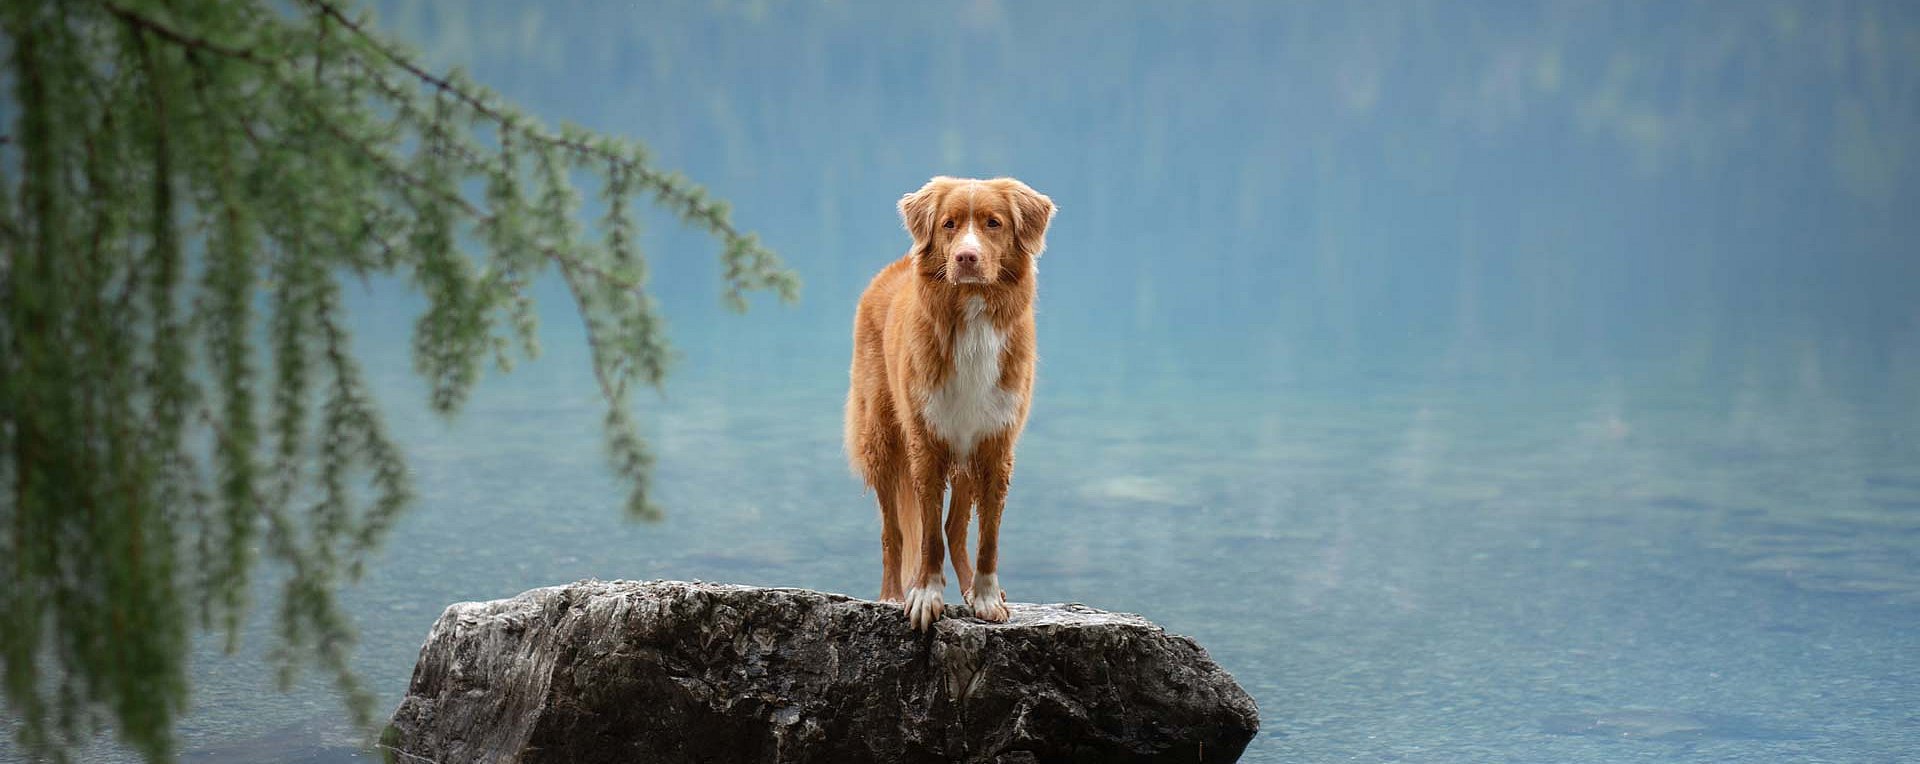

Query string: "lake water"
[[9, 1, 1920, 762]]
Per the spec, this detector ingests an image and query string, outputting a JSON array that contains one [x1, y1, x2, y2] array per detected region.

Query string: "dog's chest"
[[922, 297, 1020, 459]]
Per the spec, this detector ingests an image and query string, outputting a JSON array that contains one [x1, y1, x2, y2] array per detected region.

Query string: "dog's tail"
[[844, 385, 871, 484], [844, 385, 887, 485]]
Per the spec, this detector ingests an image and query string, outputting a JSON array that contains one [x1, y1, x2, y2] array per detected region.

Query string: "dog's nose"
[[954, 249, 980, 265]]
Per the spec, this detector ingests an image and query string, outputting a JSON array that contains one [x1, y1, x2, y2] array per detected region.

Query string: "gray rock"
[[384, 580, 1258, 763]]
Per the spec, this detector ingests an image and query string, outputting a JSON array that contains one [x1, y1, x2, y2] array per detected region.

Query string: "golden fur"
[[845, 176, 1055, 629]]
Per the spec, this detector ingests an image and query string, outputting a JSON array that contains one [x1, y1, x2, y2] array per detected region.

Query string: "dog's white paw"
[[903, 574, 946, 631], [967, 573, 1009, 623]]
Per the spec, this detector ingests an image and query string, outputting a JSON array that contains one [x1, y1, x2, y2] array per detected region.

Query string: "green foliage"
[[0, 0, 799, 760]]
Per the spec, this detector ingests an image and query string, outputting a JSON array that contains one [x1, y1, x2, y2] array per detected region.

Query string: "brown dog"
[[845, 176, 1055, 630]]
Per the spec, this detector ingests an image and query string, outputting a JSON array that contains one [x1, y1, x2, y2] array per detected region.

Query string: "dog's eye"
[[986, 218, 1001, 228], [943, 219, 956, 230]]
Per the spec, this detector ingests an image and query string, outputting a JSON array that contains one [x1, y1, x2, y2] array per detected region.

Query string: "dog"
[[845, 176, 1056, 631]]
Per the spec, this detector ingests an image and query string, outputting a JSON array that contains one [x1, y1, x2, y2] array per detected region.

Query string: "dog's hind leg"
[[877, 462, 908, 603], [946, 472, 976, 597]]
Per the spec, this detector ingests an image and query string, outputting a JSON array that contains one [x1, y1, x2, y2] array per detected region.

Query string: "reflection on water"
[[178, 719, 366, 763], [1537, 709, 1810, 743]]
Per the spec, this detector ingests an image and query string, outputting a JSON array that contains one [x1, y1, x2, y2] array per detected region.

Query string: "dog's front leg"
[[903, 443, 950, 631], [946, 472, 976, 596], [967, 439, 1014, 623]]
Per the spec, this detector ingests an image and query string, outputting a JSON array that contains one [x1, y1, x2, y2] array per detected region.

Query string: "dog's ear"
[[997, 178, 1056, 259], [898, 177, 951, 257]]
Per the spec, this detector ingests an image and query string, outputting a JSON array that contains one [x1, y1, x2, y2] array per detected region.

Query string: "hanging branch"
[[0, 1, 799, 762]]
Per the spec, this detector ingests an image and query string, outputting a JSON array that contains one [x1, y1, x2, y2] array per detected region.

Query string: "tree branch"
[[187, 49, 653, 307], [554, 256, 634, 402], [99, 0, 790, 307], [99, 1, 276, 66], [299, 0, 763, 244], [116, 0, 792, 307]]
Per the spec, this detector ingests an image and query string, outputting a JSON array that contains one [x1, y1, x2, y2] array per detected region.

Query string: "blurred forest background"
[[368, 0, 1920, 395]]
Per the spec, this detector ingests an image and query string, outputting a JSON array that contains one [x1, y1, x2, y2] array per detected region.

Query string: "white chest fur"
[[922, 297, 1020, 460]]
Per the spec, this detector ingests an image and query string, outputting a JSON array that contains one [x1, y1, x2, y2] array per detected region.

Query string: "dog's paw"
[[967, 573, 1009, 623], [903, 575, 946, 631]]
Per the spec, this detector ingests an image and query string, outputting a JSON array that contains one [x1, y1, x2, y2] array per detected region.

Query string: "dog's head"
[[898, 176, 1055, 287]]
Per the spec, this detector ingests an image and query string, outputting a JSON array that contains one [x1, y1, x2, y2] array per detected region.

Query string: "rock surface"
[[385, 579, 1258, 763]]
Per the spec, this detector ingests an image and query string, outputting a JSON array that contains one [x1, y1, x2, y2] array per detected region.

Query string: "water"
[[11, 1, 1920, 762], [147, 373, 1919, 762]]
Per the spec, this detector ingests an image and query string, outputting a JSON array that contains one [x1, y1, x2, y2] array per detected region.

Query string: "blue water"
[[11, 1, 1920, 762]]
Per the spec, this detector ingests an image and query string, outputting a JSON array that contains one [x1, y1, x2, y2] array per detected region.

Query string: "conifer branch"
[[0, 1, 798, 761], [299, 0, 798, 305], [99, 2, 274, 66]]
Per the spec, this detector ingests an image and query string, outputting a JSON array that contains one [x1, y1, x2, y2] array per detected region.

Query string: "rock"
[[384, 580, 1258, 763]]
